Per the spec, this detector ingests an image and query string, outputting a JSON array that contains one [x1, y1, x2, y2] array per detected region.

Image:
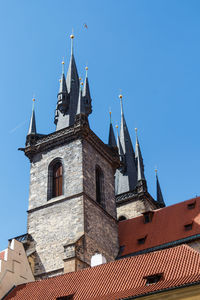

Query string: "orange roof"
[[119, 197, 200, 257], [4, 245, 200, 300], [0, 251, 5, 260]]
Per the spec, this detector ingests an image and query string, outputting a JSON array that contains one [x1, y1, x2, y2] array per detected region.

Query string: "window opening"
[[184, 223, 193, 231], [96, 166, 104, 207], [138, 236, 147, 245], [142, 211, 154, 224], [118, 216, 127, 222], [144, 274, 163, 286], [187, 202, 196, 210], [53, 162, 63, 198]]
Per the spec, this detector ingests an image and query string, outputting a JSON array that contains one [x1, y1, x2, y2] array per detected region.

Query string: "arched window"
[[96, 166, 105, 207], [53, 162, 63, 198], [47, 159, 63, 200]]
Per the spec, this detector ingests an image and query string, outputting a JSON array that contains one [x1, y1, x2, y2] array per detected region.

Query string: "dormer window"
[[187, 201, 196, 210], [138, 236, 147, 245], [118, 216, 127, 222], [142, 211, 154, 224], [144, 273, 163, 286], [184, 223, 193, 231]]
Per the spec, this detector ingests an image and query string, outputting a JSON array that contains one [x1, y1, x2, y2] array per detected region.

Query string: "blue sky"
[[1, 0, 200, 249]]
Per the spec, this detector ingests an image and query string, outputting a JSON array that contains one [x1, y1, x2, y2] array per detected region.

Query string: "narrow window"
[[144, 274, 163, 286], [53, 162, 63, 198], [96, 166, 104, 207]]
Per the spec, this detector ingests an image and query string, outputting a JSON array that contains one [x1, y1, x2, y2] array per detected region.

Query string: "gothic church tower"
[[21, 35, 119, 279]]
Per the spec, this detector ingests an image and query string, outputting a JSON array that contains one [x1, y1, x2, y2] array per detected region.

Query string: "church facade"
[[17, 35, 165, 279]]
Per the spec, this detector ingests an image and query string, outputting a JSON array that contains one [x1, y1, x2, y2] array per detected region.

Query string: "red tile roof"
[[0, 251, 5, 260], [119, 197, 200, 257], [4, 245, 200, 300]]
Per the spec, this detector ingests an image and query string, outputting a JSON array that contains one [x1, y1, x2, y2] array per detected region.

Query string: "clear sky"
[[1, 0, 200, 250]]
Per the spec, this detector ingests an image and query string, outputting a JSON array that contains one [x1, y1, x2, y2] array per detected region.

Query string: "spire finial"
[[70, 29, 74, 55], [62, 57, 65, 74], [32, 97, 36, 109], [109, 108, 112, 124], [155, 168, 158, 176], [118, 93, 123, 115], [85, 65, 88, 77]]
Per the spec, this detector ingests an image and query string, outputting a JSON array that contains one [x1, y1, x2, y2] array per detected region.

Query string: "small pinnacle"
[[155, 168, 158, 175]]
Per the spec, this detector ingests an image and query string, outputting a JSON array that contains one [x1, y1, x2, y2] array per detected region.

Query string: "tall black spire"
[[115, 95, 137, 195], [135, 128, 147, 193], [55, 33, 80, 131], [82, 66, 92, 115], [28, 98, 37, 135], [108, 111, 117, 147], [135, 128, 145, 181], [156, 170, 165, 207]]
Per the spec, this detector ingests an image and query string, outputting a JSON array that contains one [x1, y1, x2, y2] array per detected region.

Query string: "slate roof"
[[119, 197, 200, 257], [4, 245, 200, 300]]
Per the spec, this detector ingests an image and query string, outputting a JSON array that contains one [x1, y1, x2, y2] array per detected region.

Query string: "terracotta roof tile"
[[0, 251, 5, 260], [4, 245, 200, 300], [119, 197, 200, 257]]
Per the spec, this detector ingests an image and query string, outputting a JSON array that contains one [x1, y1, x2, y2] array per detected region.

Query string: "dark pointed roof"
[[156, 171, 165, 207], [115, 98, 137, 194], [76, 85, 84, 115], [66, 53, 79, 94], [108, 113, 117, 147], [59, 72, 67, 94], [82, 68, 91, 100], [135, 131, 145, 181], [28, 103, 36, 135]]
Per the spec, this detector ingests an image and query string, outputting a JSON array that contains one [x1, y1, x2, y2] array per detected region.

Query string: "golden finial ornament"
[[70, 34, 74, 39], [116, 125, 118, 129], [79, 77, 82, 81], [155, 168, 158, 175], [85, 66, 88, 71], [32, 98, 36, 102], [119, 94, 123, 99], [81, 82, 84, 86]]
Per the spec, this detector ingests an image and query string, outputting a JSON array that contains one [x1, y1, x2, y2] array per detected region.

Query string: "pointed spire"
[[59, 60, 67, 94], [108, 111, 117, 147], [82, 66, 92, 115], [116, 124, 124, 156], [76, 82, 85, 115], [115, 94, 137, 194], [155, 169, 165, 207], [28, 98, 37, 135], [82, 66, 91, 99], [135, 128, 145, 181]]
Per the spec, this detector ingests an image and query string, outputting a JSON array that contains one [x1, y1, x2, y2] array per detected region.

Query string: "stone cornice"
[[21, 119, 119, 168]]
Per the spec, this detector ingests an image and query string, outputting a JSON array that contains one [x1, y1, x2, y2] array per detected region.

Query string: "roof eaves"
[[120, 280, 200, 300]]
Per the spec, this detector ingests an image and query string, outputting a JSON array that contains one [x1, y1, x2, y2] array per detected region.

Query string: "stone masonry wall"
[[27, 196, 84, 277], [84, 198, 119, 263], [28, 139, 83, 210], [117, 199, 156, 219], [82, 139, 116, 218]]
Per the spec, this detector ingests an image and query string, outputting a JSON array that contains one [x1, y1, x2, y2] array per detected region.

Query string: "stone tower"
[[21, 36, 119, 279]]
